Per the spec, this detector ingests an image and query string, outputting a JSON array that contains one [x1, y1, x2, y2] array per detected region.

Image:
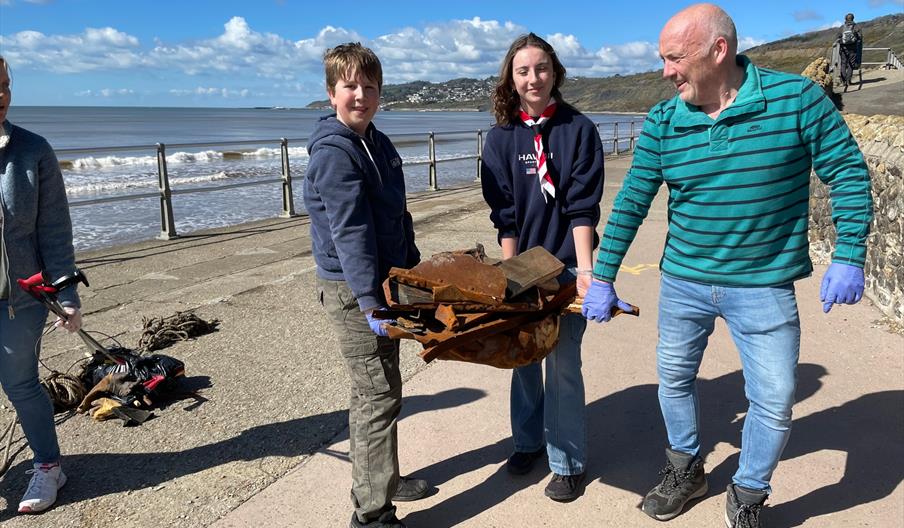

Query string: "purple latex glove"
[[582, 280, 635, 323], [365, 308, 392, 337], [820, 262, 865, 313]]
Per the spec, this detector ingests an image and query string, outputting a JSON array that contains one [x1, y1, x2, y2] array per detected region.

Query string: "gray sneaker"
[[641, 448, 708, 521], [724, 484, 767, 528]]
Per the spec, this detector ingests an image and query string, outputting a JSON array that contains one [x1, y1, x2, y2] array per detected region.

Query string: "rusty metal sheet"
[[423, 312, 561, 368], [418, 313, 533, 361], [389, 252, 507, 305]]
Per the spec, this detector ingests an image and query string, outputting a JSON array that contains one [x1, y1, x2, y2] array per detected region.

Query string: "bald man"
[[581, 4, 872, 527]]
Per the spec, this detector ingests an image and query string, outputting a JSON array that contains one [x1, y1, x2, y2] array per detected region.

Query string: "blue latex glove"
[[582, 280, 635, 323], [365, 309, 392, 337], [820, 262, 865, 313]]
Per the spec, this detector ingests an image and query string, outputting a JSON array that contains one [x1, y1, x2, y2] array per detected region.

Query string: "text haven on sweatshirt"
[[594, 56, 873, 287]]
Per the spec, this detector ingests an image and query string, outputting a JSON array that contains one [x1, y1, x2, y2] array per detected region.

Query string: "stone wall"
[[809, 114, 904, 323]]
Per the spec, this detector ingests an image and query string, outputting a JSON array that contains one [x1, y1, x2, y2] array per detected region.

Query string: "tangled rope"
[[0, 414, 18, 477], [40, 371, 88, 413], [138, 311, 220, 352]]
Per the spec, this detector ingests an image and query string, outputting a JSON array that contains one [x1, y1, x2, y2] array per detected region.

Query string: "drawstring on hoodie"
[[358, 136, 384, 187]]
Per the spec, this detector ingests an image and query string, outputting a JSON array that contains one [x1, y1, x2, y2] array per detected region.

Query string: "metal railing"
[[57, 121, 640, 241], [831, 42, 903, 74]]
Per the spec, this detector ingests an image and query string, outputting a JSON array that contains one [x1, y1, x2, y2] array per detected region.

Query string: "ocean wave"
[[67, 171, 233, 197], [239, 146, 309, 159], [60, 146, 309, 170]]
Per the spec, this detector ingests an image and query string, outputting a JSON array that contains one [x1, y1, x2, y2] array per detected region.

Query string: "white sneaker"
[[18, 462, 67, 514]]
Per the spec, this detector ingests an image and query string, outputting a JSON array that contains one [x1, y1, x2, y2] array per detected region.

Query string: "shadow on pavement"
[[0, 387, 485, 521], [404, 363, 903, 526], [770, 389, 904, 526], [858, 76, 886, 85]]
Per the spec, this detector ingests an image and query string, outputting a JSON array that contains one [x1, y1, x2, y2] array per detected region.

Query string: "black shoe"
[[392, 476, 429, 502], [506, 447, 546, 475], [724, 484, 767, 528], [543, 472, 586, 502], [349, 511, 406, 528], [641, 448, 708, 521]]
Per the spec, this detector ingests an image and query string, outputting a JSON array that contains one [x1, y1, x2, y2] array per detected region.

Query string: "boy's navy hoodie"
[[304, 115, 419, 312], [481, 104, 604, 266]]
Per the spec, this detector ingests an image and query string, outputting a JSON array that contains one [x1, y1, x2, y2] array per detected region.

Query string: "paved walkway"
[[212, 160, 903, 527], [1, 156, 901, 528]]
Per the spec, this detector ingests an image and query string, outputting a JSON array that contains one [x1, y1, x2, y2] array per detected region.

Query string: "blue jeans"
[[0, 301, 60, 464], [511, 313, 587, 476], [656, 274, 800, 492]]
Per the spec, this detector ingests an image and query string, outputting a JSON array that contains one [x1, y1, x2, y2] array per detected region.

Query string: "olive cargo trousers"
[[317, 277, 402, 524]]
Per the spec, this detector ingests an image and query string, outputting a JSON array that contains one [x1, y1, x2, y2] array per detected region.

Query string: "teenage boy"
[[303, 42, 425, 528]]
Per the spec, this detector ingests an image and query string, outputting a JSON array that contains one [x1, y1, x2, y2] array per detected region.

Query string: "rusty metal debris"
[[379, 245, 577, 369]]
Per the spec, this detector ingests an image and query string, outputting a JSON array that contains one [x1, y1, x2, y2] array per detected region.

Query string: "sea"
[[7, 106, 644, 252]]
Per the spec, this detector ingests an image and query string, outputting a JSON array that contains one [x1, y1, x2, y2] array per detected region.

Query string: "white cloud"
[[0, 27, 140, 72], [75, 88, 135, 97], [868, 0, 904, 7], [589, 41, 661, 75], [738, 36, 767, 51], [147, 18, 362, 78], [169, 86, 252, 98], [372, 17, 524, 82], [2, 16, 717, 94]]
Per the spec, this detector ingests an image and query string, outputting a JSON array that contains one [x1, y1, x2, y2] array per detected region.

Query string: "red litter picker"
[[17, 269, 120, 364]]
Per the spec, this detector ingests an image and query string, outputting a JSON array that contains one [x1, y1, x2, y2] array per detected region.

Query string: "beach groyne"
[[809, 114, 904, 324]]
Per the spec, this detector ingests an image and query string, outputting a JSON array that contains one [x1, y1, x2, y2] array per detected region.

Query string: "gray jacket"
[[0, 120, 80, 315]]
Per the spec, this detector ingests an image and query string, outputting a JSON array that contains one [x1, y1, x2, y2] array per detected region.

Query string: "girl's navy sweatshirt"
[[481, 104, 604, 266]]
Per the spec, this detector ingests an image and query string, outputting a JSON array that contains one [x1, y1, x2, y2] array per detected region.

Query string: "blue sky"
[[1, 0, 901, 107]]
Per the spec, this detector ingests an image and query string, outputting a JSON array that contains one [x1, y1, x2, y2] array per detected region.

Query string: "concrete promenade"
[[0, 156, 901, 527]]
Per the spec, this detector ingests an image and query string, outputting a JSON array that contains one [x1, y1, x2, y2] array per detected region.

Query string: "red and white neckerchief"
[[519, 99, 557, 202]]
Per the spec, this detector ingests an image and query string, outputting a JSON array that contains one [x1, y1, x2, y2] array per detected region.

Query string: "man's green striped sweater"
[[593, 55, 872, 287]]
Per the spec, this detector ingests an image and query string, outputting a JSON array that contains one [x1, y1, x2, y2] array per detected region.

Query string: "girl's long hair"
[[492, 33, 567, 126]]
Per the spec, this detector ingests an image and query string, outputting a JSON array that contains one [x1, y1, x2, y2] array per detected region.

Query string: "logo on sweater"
[[518, 152, 553, 163], [746, 124, 762, 132], [390, 157, 402, 168]]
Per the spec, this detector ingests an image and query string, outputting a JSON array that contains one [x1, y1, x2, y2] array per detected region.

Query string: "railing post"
[[831, 42, 840, 78], [630, 121, 636, 151], [475, 129, 483, 182], [595, 122, 603, 154], [428, 131, 438, 191], [279, 138, 296, 217], [613, 122, 620, 156], [156, 143, 178, 240]]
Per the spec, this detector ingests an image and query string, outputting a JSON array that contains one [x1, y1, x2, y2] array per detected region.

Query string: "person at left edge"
[[0, 54, 83, 515], [303, 42, 426, 528], [481, 32, 605, 502]]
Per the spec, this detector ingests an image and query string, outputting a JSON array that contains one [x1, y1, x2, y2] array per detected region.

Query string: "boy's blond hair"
[[323, 42, 383, 94]]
